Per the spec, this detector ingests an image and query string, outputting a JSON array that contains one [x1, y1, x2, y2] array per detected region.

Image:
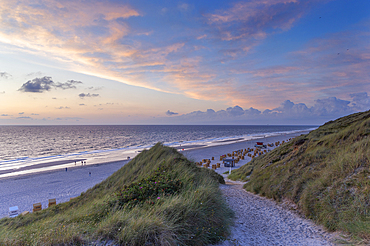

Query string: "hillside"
[[229, 110, 370, 241], [0, 143, 233, 245]]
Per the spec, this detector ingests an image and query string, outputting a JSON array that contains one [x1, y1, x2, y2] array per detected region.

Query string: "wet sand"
[[0, 159, 87, 176], [0, 131, 307, 218]]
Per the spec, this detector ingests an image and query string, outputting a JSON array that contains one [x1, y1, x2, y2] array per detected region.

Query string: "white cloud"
[[79, 93, 99, 98], [55, 106, 71, 109], [18, 77, 82, 93], [166, 110, 178, 116], [350, 92, 370, 111], [0, 72, 11, 79], [178, 3, 189, 11], [311, 97, 351, 117]]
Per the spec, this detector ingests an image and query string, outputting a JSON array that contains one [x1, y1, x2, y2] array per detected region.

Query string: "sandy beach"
[[0, 160, 129, 218], [0, 131, 304, 218], [0, 130, 338, 246]]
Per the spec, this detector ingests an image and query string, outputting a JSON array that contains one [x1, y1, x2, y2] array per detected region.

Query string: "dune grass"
[[0, 143, 233, 245], [229, 110, 370, 242]]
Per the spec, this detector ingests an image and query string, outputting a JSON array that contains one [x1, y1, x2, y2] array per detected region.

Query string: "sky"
[[0, 0, 369, 125]]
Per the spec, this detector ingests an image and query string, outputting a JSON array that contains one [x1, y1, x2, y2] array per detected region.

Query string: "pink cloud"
[[0, 0, 139, 67], [286, 29, 370, 99], [205, 0, 314, 41], [247, 66, 300, 77], [1, 0, 366, 114], [207, 0, 299, 24]]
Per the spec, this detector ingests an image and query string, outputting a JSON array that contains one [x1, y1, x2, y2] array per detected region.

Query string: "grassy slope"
[[229, 110, 370, 241], [0, 143, 233, 245]]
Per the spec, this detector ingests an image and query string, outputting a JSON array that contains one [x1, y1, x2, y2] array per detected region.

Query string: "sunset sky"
[[1, 0, 369, 125]]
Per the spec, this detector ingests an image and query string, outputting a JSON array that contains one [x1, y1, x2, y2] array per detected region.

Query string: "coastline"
[[0, 128, 312, 180], [0, 130, 308, 218]]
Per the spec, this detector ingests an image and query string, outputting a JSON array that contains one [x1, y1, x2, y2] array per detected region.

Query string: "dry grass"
[[229, 110, 370, 242], [0, 143, 233, 245]]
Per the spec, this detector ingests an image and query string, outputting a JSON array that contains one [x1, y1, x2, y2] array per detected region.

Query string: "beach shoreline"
[[0, 128, 314, 180], [0, 131, 308, 218]]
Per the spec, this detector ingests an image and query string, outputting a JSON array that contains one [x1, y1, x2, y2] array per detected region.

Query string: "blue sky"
[[0, 0, 369, 125]]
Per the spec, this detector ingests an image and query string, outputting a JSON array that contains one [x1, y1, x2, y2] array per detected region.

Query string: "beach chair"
[[48, 198, 56, 207], [33, 203, 42, 212], [9, 206, 19, 218]]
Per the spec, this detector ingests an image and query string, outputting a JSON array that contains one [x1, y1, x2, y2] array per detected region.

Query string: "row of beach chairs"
[[195, 139, 292, 170], [8, 198, 57, 218], [32, 198, 57, 212]]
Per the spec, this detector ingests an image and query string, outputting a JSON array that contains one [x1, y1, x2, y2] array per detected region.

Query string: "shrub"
[[111, 165, 182, 209]]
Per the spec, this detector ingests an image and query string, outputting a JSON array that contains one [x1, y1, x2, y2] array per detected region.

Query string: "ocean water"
[[0, 125, 316, 161], [0, 125, 316, 177]]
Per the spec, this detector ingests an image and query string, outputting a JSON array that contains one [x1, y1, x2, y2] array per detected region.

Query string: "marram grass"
[[0, 143, 233, 245], [229, 110, 370, 242]]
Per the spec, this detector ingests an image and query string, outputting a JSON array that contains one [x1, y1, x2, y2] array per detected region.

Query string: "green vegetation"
[[229, 110, 370, 242], [0, 143, 233, 245]]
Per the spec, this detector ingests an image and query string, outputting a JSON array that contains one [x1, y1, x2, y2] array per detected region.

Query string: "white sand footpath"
[[213, 180, 337, 246], [0, 131, 340, 245], [183, 132, 339, 245]]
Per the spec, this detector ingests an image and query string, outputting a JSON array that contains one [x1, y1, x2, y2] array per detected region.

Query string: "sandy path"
[[214, 181, 336, 246]]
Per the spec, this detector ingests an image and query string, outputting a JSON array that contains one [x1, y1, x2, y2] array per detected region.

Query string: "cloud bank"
[[159, 94, 370, 125]]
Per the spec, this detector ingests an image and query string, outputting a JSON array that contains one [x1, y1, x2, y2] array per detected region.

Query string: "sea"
[[0, 125, 316, 178]]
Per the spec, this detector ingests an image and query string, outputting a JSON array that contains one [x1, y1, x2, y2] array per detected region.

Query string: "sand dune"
[[1, 130, 339, 245], [0, 132, 303, 218]]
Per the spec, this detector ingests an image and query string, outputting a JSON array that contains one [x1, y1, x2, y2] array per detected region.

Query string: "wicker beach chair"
[[48, 198, 56, 207], [33, 203, 42, 212]]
